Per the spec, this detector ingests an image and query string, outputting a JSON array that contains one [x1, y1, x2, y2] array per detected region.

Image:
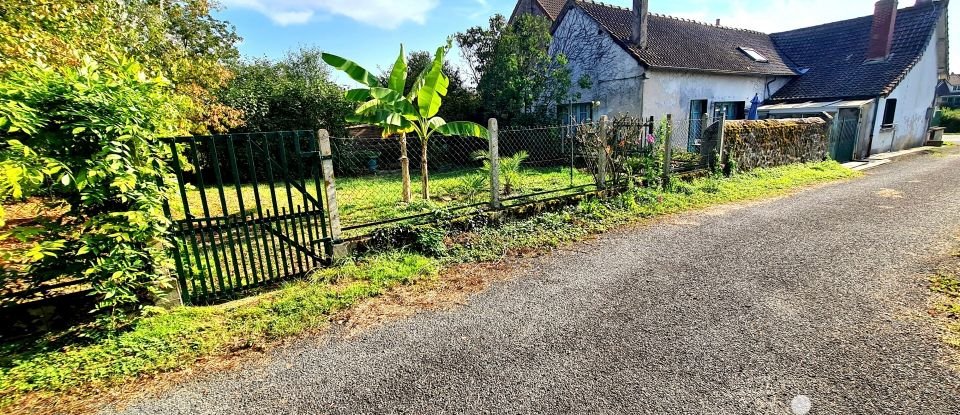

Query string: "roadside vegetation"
[[929, 242, 960, 355], [0, 160, 857, 412]]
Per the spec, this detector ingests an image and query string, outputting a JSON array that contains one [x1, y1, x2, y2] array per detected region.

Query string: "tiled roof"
[[535, 0, 566, 20], [563, 1, 796, 76], [769, 1, 945, 102]]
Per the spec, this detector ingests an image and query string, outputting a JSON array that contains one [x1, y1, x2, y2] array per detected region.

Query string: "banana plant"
[[322, 39, 488, 201]]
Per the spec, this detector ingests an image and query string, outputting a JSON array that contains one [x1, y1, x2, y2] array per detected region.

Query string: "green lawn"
[[169, 166, 595, 229]]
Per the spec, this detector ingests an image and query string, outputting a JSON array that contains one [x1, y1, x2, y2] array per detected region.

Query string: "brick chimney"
[[866, 0, 898, 61], [632, 0, 648, 48]]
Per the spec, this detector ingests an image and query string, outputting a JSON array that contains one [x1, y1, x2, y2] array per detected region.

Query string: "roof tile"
[[769, 2, 944, 102], [569, 1, 796, 76]]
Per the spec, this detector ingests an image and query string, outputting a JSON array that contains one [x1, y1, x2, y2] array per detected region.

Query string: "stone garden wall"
[[721, 118, 829, 171]]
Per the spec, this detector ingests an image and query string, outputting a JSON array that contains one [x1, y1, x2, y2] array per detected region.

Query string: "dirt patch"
[[876, 188, 904, 199], [334, 259, 527, 338]]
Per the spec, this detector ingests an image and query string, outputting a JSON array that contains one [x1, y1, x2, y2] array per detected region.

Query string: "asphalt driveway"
[[111, 146, 960, 414]]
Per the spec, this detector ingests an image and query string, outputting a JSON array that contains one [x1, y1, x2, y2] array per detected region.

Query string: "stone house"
[[519, 0, 949, 162]]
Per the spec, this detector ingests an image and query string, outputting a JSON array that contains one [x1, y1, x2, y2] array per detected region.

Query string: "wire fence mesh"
[[330, 116, 724, 236], [330, 135, 490, 235], [497, 124, 595, 205], [664, 116, 728, 174]]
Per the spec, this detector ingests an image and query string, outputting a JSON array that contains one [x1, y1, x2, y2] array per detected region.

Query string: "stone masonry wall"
[[721, 118, 829, 171]]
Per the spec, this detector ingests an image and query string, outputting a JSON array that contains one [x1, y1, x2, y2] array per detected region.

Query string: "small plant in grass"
[[455, 173, 487, 202], [472, 150, 530, 195]]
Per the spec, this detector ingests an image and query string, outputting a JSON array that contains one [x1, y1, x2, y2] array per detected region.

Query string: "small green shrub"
[[940, 108, 960, 133]]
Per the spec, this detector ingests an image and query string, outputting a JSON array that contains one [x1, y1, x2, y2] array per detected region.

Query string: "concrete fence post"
[[488, 118, 501, 209], [317, 130, 343, 250], [598, 115, 609, 189], [662, 114, 673, 187], [718, 113, 727, 169]]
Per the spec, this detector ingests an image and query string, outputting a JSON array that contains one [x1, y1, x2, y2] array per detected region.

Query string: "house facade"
[[936, 74, 960, 107], [534, 0, 948, 161]]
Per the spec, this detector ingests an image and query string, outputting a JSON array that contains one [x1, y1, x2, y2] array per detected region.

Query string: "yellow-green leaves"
[[416, 43, 451, 119]]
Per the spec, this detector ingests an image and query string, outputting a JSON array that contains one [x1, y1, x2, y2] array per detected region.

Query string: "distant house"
[[509, 0, 565, 23], [528, 0, 948, 162], [937, 74, 960, 108]]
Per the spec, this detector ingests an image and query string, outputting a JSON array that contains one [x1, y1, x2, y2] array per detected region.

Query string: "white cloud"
[[222, 0, 441, 28]]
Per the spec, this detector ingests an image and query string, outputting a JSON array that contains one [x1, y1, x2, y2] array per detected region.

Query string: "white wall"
[[869, 34, 940, 153], [642, 69, 792, 121], [551, 8, 645, 118]]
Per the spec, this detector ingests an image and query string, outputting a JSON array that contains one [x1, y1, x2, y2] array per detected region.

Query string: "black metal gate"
[[163, 131, 333, 304]]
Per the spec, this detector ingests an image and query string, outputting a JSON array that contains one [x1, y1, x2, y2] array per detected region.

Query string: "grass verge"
[[0, 253, 439, 410], [0, 160, 857, 412], [929, 246, 960, 355], [448, 161, 858, 262]]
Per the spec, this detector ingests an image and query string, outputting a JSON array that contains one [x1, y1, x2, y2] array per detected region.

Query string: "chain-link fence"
[[331, 134, 490, 236], [665, 116, 723, 174], [497, 124, 595, 206], [328, 115, 732, 237]]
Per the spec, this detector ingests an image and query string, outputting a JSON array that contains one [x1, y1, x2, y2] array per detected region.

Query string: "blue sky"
[[216, 0, 958, 84]]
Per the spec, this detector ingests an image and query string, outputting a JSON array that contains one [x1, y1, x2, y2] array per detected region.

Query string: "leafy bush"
[[0, 55, 186, 322], [940, 108, 960, 133]]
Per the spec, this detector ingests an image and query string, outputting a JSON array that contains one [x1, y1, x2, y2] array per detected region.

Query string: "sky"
[[215, 0, 959, 84]]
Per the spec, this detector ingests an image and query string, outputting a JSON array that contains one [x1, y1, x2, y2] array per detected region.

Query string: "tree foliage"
[[221, 48, 354, 135], [0, 0, 242, 134], [380, 50, 482, 125], [457, 14, 571, 125], [0, 55, 187, 321]]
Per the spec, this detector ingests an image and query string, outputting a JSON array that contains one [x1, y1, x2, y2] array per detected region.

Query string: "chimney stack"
[[866, 0, 898, 61], [632, 0, 648, 48]]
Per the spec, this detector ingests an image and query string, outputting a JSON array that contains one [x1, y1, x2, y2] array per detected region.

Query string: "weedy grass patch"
[[931, 268, 960, 350]]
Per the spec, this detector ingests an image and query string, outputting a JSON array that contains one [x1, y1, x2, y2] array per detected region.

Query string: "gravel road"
[[110, 147, 960, 414]]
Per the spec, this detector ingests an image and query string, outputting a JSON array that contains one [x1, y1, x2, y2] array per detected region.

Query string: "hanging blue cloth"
[[748, 94, 761, 120]]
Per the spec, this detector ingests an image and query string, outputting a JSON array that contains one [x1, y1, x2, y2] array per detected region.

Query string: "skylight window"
[[739, 47, 769, 63]]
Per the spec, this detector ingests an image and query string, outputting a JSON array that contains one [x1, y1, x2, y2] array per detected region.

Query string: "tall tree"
[[0, 0, 243, 134], [457, 14, 571, 125], [221, 47, 353, 135]]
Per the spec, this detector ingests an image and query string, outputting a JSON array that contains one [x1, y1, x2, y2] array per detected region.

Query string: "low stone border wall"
[[723, 118, 829, 171]]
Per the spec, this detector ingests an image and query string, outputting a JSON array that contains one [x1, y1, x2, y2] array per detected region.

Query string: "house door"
[[830, 109, 860, 163], [688, 100, 708, 151]]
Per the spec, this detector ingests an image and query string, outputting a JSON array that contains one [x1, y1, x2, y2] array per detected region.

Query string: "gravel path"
[[111, 148, 960, 414]]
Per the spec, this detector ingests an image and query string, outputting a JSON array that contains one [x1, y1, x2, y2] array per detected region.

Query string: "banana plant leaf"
[[320, 53, 379, 87]]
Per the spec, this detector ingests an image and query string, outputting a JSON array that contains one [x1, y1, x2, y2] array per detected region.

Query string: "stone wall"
[[720, 118, 829, 171]]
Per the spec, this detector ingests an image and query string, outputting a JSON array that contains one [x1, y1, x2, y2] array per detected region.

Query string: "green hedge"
[[940, 108, 960, 133]]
